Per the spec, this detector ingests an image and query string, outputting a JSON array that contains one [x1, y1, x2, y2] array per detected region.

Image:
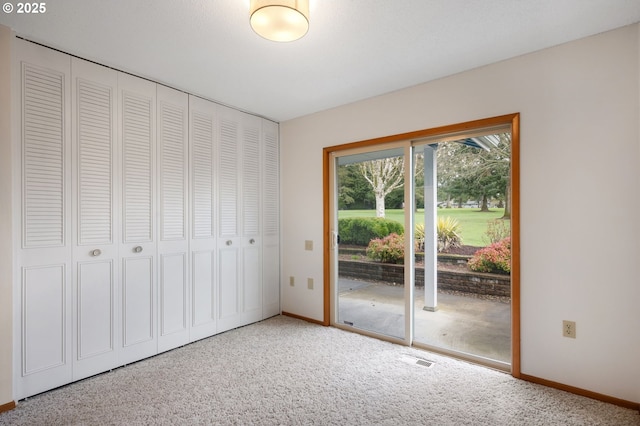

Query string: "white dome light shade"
[[250, 0, 310, 42]]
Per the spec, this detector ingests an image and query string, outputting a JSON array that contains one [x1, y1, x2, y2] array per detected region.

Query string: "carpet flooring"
[[0, 315, 638, 425]]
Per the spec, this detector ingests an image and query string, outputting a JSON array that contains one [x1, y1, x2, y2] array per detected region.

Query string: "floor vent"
[[343, 321, 354, 326], [416, 359, 434, 368], [400, 354, 435, 368]]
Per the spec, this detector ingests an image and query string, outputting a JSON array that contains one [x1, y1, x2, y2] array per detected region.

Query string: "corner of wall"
[[0, 23, 15, 406]]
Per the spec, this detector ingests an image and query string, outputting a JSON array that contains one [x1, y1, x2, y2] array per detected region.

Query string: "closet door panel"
[[218, 248, 240, 327], [122, 256, 154, 345], [191, 250, 214, 330], [22, 265, 66, 374], [242, 246, 261, 315], [71, 57, 119, 380], [216, 106, 242, 332], [118, 73, 157, 364], [189, 96, 217, 341], [218, 109, 240, 240], [262, 120, 280, 318], [14, 40, 72, 399], [157, 85, 189, 352], [241, 114, 262, 324], [77, 261, 114, 357], [160, 254, 186, 333], [262, 242, 280, 317]]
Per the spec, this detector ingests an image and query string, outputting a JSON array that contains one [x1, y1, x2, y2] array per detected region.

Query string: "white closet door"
[[240, 113, 263, 325], [189, 96, 217, 341], [157, 85, 189, 352], [262, 119, 280, 318], [13, 40, 73, 399], [71, 58, 119, 380], [118, 72, 157, 364], [216, 105, 243, 332]]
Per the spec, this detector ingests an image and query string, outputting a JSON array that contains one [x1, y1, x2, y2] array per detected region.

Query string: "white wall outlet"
[[289, 276, 295, 287], [305, 240, 313, 251], [563, 320, 576, 338], [307, 278, 314, 290]]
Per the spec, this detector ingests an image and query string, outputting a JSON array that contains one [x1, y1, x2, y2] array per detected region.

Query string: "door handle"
[[91, 249, 101, 257], [133, 246, 143, 253]]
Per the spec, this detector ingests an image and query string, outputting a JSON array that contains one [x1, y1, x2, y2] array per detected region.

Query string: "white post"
[[423, 145, 438, 311]]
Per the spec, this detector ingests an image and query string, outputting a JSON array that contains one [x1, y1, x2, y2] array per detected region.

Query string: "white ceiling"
[[2, 0, 639, 122]]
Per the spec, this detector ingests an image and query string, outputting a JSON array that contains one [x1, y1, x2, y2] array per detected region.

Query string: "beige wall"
[[0, 24, 14, 405], [281, 24, 640, 403]]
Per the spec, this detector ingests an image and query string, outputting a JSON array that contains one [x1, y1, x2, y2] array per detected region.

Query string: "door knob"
[[91, 249, 101, 257], [249, 238, 255, 245], [133, 246, 143, 253], [226, 240, 233, 246]]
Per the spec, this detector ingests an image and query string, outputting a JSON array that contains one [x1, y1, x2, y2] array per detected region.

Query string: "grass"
[[338, 208, 509, 247]]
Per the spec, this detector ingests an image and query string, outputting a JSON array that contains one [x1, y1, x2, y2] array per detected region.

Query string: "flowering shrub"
[[468, 237, 511, 274], [366, 233, 406, 264]]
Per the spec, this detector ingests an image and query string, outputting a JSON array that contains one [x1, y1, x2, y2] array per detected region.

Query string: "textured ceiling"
[[1, 0, 639, 122]]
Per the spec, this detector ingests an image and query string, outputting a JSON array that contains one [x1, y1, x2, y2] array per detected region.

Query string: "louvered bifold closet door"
[[261, 119, 280, 318], [216, 105, 243, 332], [118, 73, 158, 364], [71, 58, 120, 380], [157, 85, 189, 353], [189, 96, 218, 341], [240, 113, 263, 325], [14, 40, 73, 399]]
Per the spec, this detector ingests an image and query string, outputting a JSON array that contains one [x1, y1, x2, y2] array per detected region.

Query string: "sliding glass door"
[[328, 120, 515, 370]]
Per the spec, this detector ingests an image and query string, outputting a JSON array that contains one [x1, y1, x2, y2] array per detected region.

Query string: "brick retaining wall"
[[338, 259, 510, 297]]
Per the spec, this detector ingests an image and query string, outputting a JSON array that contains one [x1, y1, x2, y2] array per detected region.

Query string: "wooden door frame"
[[322, 113, 521, 377]]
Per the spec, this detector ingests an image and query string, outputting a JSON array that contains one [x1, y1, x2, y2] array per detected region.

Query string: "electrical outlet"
[[563, 320, 576, 338], [305, 240, 313, 251], [289, 276, 295, 287], [307, 278, 314, 290]]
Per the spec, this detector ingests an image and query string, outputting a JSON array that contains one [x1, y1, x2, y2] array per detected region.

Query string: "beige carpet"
[[1, 315, 638, 425]]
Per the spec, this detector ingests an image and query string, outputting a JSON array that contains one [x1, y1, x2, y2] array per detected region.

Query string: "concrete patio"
[[338, 278, 511, 364]]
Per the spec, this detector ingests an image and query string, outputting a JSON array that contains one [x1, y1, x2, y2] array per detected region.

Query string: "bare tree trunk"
[[375, 194, 385, 217]]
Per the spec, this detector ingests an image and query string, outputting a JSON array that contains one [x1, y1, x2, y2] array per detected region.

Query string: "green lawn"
[[338, 208, 509, 247]]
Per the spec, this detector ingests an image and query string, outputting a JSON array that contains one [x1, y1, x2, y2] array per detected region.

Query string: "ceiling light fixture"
[[250, 0, 309, 42]]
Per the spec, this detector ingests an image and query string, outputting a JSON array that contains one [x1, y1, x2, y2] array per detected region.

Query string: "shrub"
[[366, 233, 406, 264], [468, 237, 511, 274], [338, 217, 404, 246], [484, 219, 510, 245], [437, 217, 462, 253], [415, 223, 425, 251], [416, 219, 463, 253]]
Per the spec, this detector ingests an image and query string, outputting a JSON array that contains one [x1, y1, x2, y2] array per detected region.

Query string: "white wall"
[[0, 24, 14, 406], [281, 24, 640, 403]]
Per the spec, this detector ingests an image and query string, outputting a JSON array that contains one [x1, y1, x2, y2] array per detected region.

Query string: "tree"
[[337, 164, 374, 209], [436, 134, 511, 217], [359, 157, 404, 218], [472, 134, 511, 217]]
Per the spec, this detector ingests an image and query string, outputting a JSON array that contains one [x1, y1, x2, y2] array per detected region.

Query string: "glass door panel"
[[334, 148, 406, 340], [412, 134, 512, 365]]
